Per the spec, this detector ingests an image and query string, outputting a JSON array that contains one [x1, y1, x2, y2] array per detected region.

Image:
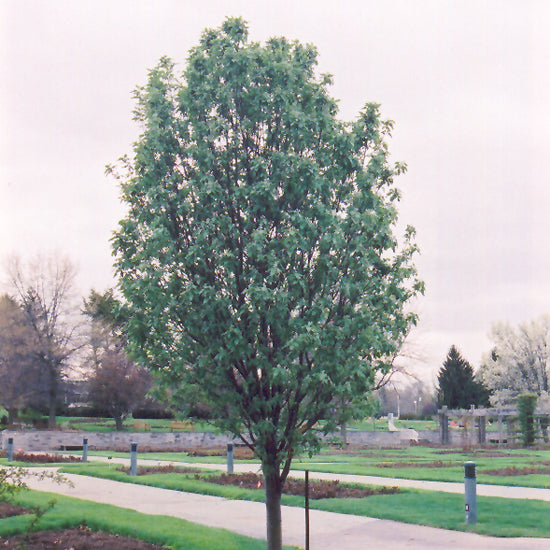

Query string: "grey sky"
[[2, 0, 549, 383]]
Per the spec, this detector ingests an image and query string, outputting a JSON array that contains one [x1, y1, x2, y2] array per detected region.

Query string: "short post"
[[497, 408, 503, 447], [470, 405, 476, 446], [478, 414, 486, 445], [439, 406, 449, 445], [82, 438, 88, 462], [305, 470, 310, 550], [130, 442, 138, 476], [227, 443, 234, 474], [7, 437, 14, 462], [464, 461, 477, 524]]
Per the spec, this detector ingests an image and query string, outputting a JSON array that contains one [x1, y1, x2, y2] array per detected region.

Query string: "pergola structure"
[[438, 405, 550, 446]]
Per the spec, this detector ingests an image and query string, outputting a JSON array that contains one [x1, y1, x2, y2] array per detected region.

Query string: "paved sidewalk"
[[90, 454, 550, 501], [21, 461, 550, 549]]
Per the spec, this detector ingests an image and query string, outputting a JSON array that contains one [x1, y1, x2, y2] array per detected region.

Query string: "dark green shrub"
[[517, 393, 538, 446]]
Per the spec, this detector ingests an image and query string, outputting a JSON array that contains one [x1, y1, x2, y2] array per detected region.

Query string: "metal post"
[[7, 437, 13, 462], [227, 443, 234, 473], [130, 442, 138, 476], [305, 470, 310, 550], [440, 406, 449, 445], [464, 461, 477, 524], [82, 438, 88, 462], [497, 407, 503, 447]]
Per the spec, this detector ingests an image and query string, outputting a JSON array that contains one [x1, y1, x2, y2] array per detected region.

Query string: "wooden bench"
[[170, 421, 194, 432]]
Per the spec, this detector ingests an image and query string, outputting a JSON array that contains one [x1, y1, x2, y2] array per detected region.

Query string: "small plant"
[[0, 466, 27, 503], [517, 393, 538, 446], [24, 498, 58, 534]]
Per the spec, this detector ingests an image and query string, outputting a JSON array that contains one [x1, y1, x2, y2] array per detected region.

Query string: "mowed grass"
[[59, 462, 550, 538], [84, 445, 550, 488], [290, 445, 550, 487], [0, 489, 295, 549], [51, 416, 217, 433]]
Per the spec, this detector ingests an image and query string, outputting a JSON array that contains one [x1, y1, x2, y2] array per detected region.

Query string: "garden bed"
[[207, 472, 400, 499], [0, 526, 165, 549], [0, 502, 31, 518], [118, 464, 204, 476], [11, 451, 82, 463]]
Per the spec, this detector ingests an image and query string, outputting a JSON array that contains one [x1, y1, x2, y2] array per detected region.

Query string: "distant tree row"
[[435, 315, 550, 411], [0, 254, 152, 429]]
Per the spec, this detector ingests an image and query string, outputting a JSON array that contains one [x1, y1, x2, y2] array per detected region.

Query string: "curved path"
[[21, 457, 550, 549], [90, 454, 550, 501]]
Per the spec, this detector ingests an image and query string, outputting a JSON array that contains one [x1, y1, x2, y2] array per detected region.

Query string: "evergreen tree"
[[437, 346, 490, 409]]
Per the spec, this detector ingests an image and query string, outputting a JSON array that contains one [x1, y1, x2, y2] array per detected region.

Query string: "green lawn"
[[81, 445, 550, 488], [0, 489, 295, 549], [290, 445, 550, 487], [58, 462, 550, 538], [51, 416, 217, 433]]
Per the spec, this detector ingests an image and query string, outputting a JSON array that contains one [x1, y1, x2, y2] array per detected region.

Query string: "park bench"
[[59, 444, 84, 451], [170, 421, 194, 432]]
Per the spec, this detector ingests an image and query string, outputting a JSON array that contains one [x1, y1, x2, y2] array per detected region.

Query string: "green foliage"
[[437, 346, 491, 409], [0, 466, 27, 503], [111, 18, 421, 547], [517, 392, 538, 446]]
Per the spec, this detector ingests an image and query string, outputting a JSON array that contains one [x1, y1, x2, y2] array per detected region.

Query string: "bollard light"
[[227, 443, 234, 473], [130, 442, 138, 476], [464, 461, 477, 524], [82, 438, 88, 462], [7, 437, 13, 462]]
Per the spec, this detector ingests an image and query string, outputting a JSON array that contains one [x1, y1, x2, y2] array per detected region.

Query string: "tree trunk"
[[48, 388, 57, 429], [115, 414, 124, 431], [340, 423, 348, 445], [7, 407, 17, 425], [47, 365, 57, 429], [263, 462, 283, 550]]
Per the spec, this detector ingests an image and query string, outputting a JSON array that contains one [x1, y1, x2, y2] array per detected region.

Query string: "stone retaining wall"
[[0, 429, 432, 452], [0, 430, 236, 452]]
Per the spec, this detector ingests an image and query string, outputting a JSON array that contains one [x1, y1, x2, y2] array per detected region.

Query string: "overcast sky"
[[1, 0, 549, 384]]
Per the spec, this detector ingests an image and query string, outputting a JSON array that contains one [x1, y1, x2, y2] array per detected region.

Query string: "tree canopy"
[[0, 295, 39, 423], [6, 254, 82, 428], [83, 289, 152, 430], [111, 18, 422, 549], [480, 315, 550, 406], [437, 345, 490, 409]]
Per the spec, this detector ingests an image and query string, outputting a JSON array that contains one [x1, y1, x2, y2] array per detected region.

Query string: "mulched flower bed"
[[11, 452, 82, 464], [0, 526, 166, 549], [0, 502, 31, 518], [481, 465, 550, 476], [206, 472, 400, 499], [117, 464, 204, 476], [185, 446, 256, 460], [375, 460, 452, 468]]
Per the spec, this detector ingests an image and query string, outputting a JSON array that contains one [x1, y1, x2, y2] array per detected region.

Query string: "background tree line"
[[0, 254, 153, 430]]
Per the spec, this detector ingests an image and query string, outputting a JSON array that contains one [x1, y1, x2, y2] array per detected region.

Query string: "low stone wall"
[[0, 429, 434, 452], [0, 430, 236, 452]]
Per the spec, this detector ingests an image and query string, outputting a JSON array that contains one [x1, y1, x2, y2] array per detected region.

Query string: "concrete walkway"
[[20, 458, 550, 549], [90, 454, 550, 501]]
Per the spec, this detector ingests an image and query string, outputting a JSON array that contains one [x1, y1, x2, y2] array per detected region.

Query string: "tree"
[[6, 254, 83, 428], [480, 316, 550, 405], [437, 346, 490, 409], [83, 289, 152, 430], [111, 18, 422, 550], [0, 295, 40, 423], [88, 349, 151, 430]]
